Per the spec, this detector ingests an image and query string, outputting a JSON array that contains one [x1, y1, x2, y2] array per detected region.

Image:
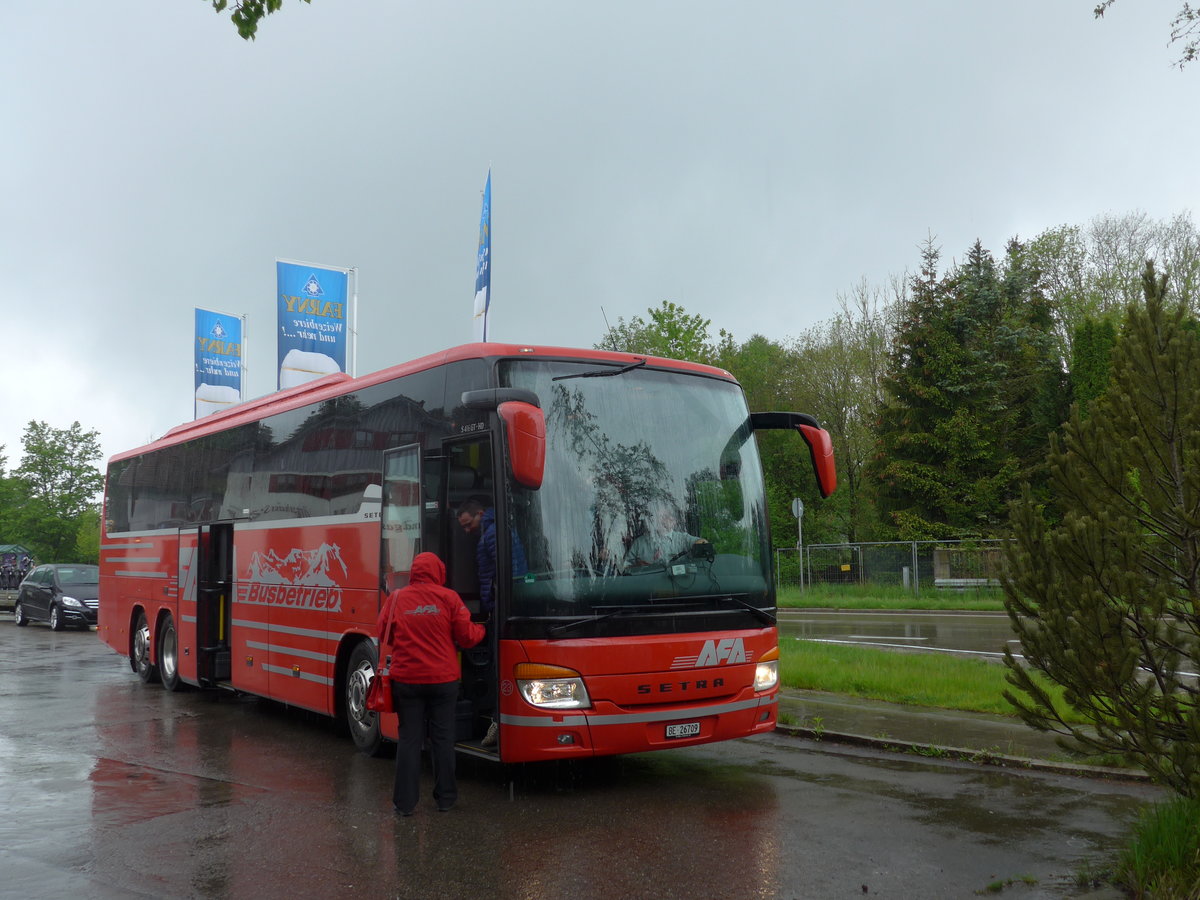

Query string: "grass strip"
[[1114, 796, 1200, 898], [779, 638, 1084, 723], [778, 584, 1005, 611]]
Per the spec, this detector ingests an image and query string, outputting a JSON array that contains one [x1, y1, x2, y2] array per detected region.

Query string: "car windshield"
[[58, 566, 99, 585], [499, 359, 771, 630]]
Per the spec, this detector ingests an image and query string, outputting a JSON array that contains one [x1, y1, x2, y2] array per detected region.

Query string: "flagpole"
[[484, 165, 489, 340], [483, 167, 491, 342], [240, 313, 248, 401], [350, 266, 358, 376]]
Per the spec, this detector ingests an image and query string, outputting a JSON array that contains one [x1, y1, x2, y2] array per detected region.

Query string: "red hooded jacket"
[[377, 552, 485, 684]]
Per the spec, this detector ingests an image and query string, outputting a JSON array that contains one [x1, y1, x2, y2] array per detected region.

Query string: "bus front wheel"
[[133, 611, 160, 684], [346, 641, 385, 757]]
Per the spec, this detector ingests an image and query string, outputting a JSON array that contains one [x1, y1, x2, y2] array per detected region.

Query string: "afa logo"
[[670, 637, 752, 670]]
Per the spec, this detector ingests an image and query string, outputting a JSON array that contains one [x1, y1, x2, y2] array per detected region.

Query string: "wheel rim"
[[49, 606, 59, 630], [161, 621, 178, 683], [347, 660, 376, 736], [14, 602, 23, 624], [134, 618, 152, 674]]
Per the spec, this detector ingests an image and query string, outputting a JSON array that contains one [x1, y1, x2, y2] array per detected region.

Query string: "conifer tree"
[[1002, 261, 1200, 796], [871, 241, 1020, 537], [1070, 315, 1120, 417]]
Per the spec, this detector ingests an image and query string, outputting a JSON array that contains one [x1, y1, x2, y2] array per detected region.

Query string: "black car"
[[14, 564, 100, 631]]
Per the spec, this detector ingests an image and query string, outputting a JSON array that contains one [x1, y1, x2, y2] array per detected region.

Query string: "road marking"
[[847, 634, 929, 640]]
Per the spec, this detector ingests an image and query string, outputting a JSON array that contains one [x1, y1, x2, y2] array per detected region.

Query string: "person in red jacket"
[[377, 551, 485, 816]]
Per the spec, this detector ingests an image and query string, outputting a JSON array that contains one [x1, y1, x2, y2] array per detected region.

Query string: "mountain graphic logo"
[[242, 542, 349, 612]]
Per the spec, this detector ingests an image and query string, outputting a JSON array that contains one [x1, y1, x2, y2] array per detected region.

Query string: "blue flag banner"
[[276, 260, 350, 390], [473, 170, 491, 342], [194, 308, 244, 418]]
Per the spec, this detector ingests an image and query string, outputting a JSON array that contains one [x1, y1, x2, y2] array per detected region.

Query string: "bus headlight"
[[515, 663, 591, 710], [754, 647, 780, 691]]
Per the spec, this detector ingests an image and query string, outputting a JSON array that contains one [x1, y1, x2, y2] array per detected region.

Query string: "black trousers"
[[391, 680, 459, 814]]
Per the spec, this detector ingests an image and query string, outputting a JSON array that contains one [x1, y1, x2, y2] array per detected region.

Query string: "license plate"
[[665, 721, 700, 739]]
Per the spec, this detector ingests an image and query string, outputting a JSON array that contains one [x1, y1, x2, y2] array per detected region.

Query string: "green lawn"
[[778, 639, 1083, 723]]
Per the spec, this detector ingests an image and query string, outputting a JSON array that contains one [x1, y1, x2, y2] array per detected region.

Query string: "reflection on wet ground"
[[0, 617, 1163, 899]]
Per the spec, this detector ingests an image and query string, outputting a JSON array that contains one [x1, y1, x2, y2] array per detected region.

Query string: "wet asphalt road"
[[0, 617, 1163, 899], [778, 609, 1020, 658]]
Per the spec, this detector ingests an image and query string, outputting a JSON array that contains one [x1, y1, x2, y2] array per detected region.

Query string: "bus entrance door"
[[443, 438, 496, 747], [196, 523, 233, 684]]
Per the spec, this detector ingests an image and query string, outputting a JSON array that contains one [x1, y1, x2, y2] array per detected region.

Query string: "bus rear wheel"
[[133, 611, 160, 684], [346, 641, 385, 756], [160, 614, 184, 692]]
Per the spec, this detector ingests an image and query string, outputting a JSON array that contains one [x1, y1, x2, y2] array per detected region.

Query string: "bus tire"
[[160, 614, 183, 692], [133, 610, 160, 684], [346, 641, 385, 757]]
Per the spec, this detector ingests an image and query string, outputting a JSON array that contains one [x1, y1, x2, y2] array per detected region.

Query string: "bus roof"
[[110, 342, 736, 464]]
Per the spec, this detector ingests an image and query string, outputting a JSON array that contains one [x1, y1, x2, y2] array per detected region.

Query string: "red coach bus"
[[99, 343, 835, 762]]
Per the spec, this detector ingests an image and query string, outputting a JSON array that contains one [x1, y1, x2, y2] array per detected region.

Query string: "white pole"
[[240, 314, 249, 401], [349, 267, 359, 377], [791, 498, 805, 592], [798, 514, 804, 591]]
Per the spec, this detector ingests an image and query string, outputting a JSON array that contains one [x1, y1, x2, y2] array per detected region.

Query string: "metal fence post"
[[911, 541, 919, 595]]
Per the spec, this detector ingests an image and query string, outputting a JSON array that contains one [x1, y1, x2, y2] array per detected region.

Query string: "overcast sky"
[[3, 1, 1197, 470]]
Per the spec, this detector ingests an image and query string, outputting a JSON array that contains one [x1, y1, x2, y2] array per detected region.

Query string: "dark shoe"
[[436, 802, 455, 813], [396, 806, 414, 817]]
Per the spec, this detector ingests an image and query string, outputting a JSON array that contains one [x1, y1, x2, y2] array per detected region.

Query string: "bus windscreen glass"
[[500, 360, 770, 627]]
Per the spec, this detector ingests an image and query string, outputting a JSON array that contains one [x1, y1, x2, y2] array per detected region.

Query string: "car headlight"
[[62, 596, 84, 608], [754, 648, 780, 692], [515, 663, 591, 709]]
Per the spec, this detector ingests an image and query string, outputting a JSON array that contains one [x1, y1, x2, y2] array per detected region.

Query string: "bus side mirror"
[[498, 401, 545, 490], [749, 412, 838, 499], [796, 423, 837, 499]]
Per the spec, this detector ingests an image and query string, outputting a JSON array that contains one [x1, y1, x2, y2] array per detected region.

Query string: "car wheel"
[[13, 601, 28, 627], [160, 614, 184, 692], [133, 611, 160, 684], [49, 604, 63, 632], [345, 641, 385, 756]]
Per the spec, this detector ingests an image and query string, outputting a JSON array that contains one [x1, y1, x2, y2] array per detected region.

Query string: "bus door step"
[[200, 646, 231, 681]]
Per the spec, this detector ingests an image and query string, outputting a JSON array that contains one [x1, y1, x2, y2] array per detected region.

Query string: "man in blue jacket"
[[456, 499, 527, 748], [456, 500, 526, 615]]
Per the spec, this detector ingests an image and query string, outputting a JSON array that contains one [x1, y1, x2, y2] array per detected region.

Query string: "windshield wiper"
[[546, 600, 700, 637], [547, 605, 643, 638], [711, 595, 776, 627], [552, 359, 647, 381]]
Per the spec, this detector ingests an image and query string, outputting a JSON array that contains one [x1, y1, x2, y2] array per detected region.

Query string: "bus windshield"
[[500, 359, 771, 631]]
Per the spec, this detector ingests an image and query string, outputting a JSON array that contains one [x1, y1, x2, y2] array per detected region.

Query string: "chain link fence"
[[775, 540, 1006, 594]]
